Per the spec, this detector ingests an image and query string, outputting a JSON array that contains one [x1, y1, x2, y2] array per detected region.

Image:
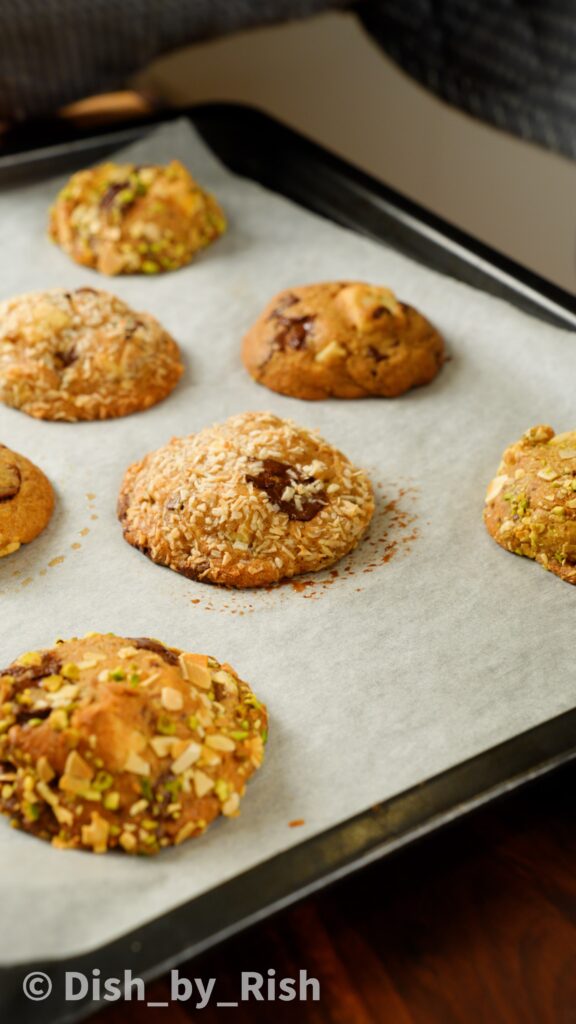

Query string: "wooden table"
[[89, 760, 576, 1023]]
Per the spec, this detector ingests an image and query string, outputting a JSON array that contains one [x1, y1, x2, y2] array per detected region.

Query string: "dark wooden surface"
[[89, 761, 576, 1024]]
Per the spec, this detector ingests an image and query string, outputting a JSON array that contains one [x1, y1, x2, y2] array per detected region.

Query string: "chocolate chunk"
[[372, 306, 392, 320], [268, 296, 316, 351], [246, 458, 326, 521], [54, 348, 77, 370], [127, 638, 180, 666], [368, 346, 389, 363], [1, 653, 62, 684], [15, 706, 52, 725], [100, 181, 132, 211], [213, 680, 234, 702], [0, 464, 21, 502], [274, 315, 316, 352]]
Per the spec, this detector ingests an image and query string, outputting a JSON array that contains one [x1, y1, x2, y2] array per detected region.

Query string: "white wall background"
[[136, 11, 576, 292]]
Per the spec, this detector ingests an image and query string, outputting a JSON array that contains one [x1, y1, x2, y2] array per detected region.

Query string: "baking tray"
[[1, 103, 576, 1024]]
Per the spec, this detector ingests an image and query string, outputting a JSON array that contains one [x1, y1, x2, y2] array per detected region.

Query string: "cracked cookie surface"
[[0, 288, 183, 421], [0, 445, 54, 557], [241, 281, 445, 400], [118, 411, 374, 587], [0, 633, 267, 853], [49, 160, 226, 275], [484, 424, 576, 585]]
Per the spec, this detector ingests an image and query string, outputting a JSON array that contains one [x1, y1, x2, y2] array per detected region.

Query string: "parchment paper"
[[0, 119, 575, 965]]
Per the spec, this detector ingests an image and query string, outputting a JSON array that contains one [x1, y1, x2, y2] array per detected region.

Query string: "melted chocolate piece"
[[54, 348, 77, 370], [127, 638, 180, 666], [0, 464, 21, 502], [100, 181, 132, 211], [246, 458, 326, 521], [1, 653, 62, 684], [274, 315, 316, 352], [372, 305, 393, 320], [368, 346, 389, 363], [15, 706, 52, 725], [212, 680, 229, 702], [268, 295, 315, 352]]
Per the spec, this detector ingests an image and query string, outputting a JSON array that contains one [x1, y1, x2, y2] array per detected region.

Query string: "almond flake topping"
[[171, 741, 202, 774], [161, 686, 183, 711], [124, 751, 150, 776], [193, 769, 214, 798]]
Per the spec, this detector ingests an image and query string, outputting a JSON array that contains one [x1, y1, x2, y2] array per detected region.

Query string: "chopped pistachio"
[[16, 652, 42, 668], [49, 709, 69, 731], [124, 751, 150, 776], [157, 714, 177, 736], [140, 777, 153, 801], [103, 791, 120, 811], [92, 770, 114, 792], [42, 675, 63, 692], [214, 779, 230, 802], [61, 663, 80, 681], [23, 801, 40, 821]]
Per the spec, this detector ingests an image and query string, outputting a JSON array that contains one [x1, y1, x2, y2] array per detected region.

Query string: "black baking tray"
[[1, 103, 576, 1024]]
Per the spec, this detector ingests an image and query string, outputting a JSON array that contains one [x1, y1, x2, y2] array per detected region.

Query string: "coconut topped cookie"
[[0, 633, 267, 854], [484, 424, 576, 585], [0, 444, 54, 557], [242, 281, 445, 400], [118, 411, 374, 587], [0, 288, 183, 421], [49, 159, 226, 275]]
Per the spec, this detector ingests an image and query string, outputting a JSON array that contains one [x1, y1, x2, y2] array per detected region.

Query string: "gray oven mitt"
[[0, 0, 574, 159]]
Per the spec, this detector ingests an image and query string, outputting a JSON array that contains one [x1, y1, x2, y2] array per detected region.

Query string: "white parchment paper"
[[0, 119, 575, 964]]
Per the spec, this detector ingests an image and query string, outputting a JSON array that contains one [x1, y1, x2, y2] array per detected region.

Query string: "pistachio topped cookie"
[[49, 159, 226, 275], [0, 445, 54, 557], [0, 288, 183, 421], [484, 425, 576, 585], [0, 634, 267, 854], [242, 281, 445, 400], [118, 411, 374, 587]]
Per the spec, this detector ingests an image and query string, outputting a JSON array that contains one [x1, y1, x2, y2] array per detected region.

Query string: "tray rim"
[[1, 101, 576, 1023]]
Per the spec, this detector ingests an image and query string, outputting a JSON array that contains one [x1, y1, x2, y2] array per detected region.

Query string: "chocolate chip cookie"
[[242, 282, 445, 400], [49, 160, 226, 275], [0, 633, 267, 853], [484, 424, 576, 585], [118, 411, 374, 587], [0, 445, 54, 558], [0, 288, 183, 421]]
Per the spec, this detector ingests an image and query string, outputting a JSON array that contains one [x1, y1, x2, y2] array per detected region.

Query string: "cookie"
[[0, 633, 267, 854], [241, 282, 445, 400], [0, 288, 183, 421], [0, 445, 54, 557], [118, 411, 374, 587], [49, 159, 226, 276], [484, 424, 576, 585]]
